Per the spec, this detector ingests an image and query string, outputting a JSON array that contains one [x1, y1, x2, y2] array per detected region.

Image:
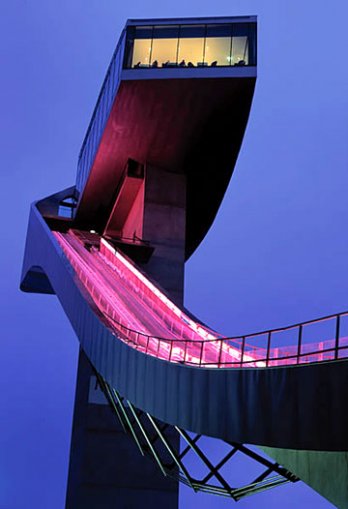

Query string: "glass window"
[[151, 39, 179, 67], [134, 26, 153, 39], [150, 26, 179, 67], [205, 38, 231, 66], [153, 25, 179, 39], [231, 24, 253, 66], [132, 39, 152, 67], [179, 25, 206, 38], [63, 197, 77, 205], [205, 25, 232, 66], [130, 26, 153, 68], [125, 22, 256, 69], [58, 197, 77, 219], [177, 38, 205, 67], [231, 36, 249, 65], [58, 205, 72, 218], [177, 25, 205, 67]]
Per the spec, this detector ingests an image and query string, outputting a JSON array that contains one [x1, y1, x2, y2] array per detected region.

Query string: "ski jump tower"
[[22, 16, 348, 509]]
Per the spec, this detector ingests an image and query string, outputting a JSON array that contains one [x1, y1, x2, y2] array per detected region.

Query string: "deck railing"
[[103, 308, 348, 368]]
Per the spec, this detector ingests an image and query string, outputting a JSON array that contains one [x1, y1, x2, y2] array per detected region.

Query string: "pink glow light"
[[53, 230, 348, 368]]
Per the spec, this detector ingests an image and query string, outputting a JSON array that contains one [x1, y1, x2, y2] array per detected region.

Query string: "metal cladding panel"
[[76, 30, 127, 194], [21, 203, 348, 452], [125, 15, 257, 26]]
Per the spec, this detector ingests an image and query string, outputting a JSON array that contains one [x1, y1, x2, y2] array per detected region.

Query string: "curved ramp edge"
[[21, 203, 348, 452]]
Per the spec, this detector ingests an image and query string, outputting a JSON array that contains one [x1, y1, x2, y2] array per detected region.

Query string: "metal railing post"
[[218, 340, 223, 367], [169, 340, 174, 362], [183, 340, 188, 363], [199, 341, 204, 367], [335, 314, 341, 360], [240, 337, 246, 366], [297, 325, 303, 364], [266, 332, 271, 367]]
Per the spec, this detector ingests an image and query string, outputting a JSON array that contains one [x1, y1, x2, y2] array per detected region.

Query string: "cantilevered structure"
[[21, 16, 348, 509]]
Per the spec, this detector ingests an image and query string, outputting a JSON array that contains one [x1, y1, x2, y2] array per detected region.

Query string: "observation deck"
[[74, 16, 257, 259]]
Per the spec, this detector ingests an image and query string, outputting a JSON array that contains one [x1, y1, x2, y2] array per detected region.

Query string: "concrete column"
[[66, 349, 179, 509], [141, 165, 186, 305]]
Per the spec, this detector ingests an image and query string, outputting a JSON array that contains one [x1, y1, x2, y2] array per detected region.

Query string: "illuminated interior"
[[132, 39, 152, 67], [151, 37, 178, 66], [124, 23, 256, 69]]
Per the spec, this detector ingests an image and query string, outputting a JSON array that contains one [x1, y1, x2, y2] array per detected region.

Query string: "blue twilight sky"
[[1, 1, 348, 508]]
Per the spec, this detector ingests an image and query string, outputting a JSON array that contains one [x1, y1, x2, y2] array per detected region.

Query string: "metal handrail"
[[103, 307, 347, 344], [103, 308, 348, 368]]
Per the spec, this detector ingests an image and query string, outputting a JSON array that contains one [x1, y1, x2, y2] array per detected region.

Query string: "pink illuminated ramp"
[[21, 192, 348, 506], [54, 229, 348, 369]]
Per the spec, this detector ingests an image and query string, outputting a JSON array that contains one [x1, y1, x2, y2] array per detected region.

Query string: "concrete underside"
[[75, 77, 256, 259], [261, 446, 348, 509]]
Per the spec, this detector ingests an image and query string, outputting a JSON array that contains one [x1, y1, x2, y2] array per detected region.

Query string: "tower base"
[[66, 349, 179, 509]]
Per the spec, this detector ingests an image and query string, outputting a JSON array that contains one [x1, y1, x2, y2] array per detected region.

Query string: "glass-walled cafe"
[[124, 23, 256, 69]]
